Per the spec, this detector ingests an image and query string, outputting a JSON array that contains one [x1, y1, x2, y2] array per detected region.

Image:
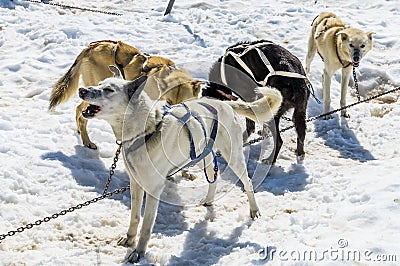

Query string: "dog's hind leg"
[[262, 116, 282, 165], [118, 178, 144, 248], [340, 66, 352, 117], [293, 108, 307, 159], [75, 101, 97, 149], [221, 142, 260, 219]]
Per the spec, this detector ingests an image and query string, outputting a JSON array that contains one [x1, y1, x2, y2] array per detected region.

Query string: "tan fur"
[[226, 87, 283, 122], [49, 40, 196, 149], [155, 67, 202, 105], [306, 13, 374, 118]]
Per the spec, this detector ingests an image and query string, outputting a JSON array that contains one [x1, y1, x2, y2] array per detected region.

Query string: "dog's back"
[[49, 41, 138, 110]]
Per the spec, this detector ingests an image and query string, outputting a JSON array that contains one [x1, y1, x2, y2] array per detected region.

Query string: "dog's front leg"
[[322, 69, 333, 119], [340, 66, 352, 118], [127, 191, 162, 263], [118, 178, 144, 247]]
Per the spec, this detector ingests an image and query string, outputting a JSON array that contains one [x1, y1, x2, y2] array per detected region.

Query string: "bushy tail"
[[226, 87, 282, 122], [49, 47, 89, 110]]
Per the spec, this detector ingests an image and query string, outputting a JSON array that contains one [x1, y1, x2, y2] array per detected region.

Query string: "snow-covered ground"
[[1, 0, 399, 265]]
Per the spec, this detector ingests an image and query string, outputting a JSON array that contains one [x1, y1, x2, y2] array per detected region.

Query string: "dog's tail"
[[49, 47, 90, 110], [226, 87, 282, 123]]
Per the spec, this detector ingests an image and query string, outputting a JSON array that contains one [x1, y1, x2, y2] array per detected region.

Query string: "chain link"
[[102, 141, 122, 195], [17, 0, 122, 16], [0, 186, 129, 242], [244, 86, 400, 146], [0, 142, 127, 243], [353, 67, 361, 102]]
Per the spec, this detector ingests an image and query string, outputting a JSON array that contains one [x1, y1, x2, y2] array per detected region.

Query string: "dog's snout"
[[353, 49, 361, 62], [79, 87, 88, 98]]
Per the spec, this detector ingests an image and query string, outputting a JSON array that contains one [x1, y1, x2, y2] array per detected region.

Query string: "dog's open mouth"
[[352, 61, 360, 67], [82, 104, 101, 118]]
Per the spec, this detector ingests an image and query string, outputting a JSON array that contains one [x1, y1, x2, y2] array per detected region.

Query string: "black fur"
[[202, 40, 310, 164]]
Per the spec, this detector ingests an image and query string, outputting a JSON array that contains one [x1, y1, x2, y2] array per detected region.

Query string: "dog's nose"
[[79, 87, 88, 98], [353, 49, 360, 62]]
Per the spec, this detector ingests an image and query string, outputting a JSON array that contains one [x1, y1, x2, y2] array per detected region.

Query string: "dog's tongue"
[[82, 104, 101, 118]]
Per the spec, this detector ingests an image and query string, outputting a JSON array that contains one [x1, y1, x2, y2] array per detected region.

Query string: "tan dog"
[[49, 40, 199, 149], [306, 13, 374, 118]]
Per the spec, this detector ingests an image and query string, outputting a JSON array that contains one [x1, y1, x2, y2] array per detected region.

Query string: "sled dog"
[[306, 12, 374, 117], [202, 40, 310, 164], [78, 66, 282, 263], [49, 40, 199, 149]]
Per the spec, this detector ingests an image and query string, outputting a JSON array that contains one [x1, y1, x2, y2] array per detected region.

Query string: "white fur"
[[79, 76, 282, 263]]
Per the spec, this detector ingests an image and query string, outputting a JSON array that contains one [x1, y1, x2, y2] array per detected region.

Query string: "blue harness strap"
[[164, 102, 219, 183], [164, 103, 197, 160]]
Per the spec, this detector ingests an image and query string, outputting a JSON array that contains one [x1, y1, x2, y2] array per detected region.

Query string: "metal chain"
[[16, 0, 123, 16], [0, 141, 126, 243], [0, 185, 129, 243], [102, 141, 122, 195], [353, 67, 361, 102], [244, 86, 400, 146]]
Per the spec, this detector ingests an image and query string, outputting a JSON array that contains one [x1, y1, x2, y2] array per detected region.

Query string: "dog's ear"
[[366, 31, 375, 40], [109, 65, 123, 79], [191, 80, 204, 97], [336, 31, 348, 41], [127, 75, 148, 99]]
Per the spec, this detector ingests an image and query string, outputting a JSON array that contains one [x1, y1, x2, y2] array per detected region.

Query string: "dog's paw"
[[296, 155, 305, 164], [181, 169, 198, 180], [127, 249, 144, 263], [250, 209, 261, 220], [84, 142, 98, 150], [341, 111, 350, 118], [117, 235, 136, 247], [200, 198, 214, 207]]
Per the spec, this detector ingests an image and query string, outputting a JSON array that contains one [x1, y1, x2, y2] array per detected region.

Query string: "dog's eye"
[[103, 87, 115, 93], [360, 44, 366, 48], [349, 44, 354, 47]]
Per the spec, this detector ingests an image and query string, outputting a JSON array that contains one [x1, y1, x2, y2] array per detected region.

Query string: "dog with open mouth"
[[79, 66, 282, 263], [305, 12, 374, 118]]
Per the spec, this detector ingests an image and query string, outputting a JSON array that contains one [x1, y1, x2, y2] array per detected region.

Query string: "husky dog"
[[306, 13, 374, 117], [79, 66, 282, 263], [202, 40, 310, 164], [49, 40, 199, 149]]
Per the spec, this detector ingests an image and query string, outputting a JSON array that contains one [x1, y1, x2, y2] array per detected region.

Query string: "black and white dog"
[[202, 40, 311, 164]]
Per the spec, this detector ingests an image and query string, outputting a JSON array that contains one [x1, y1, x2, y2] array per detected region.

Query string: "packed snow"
[[1, 0, 399, 265]]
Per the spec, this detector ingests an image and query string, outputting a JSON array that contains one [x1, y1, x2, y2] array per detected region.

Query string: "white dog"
[[306, 12, 374, 117], [78, 66, 282, 263]]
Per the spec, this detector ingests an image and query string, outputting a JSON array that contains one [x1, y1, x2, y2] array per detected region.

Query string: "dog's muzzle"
[[79, 87, 101, 118], [352, 49, 361, 67], [79, 87, 91, 100]]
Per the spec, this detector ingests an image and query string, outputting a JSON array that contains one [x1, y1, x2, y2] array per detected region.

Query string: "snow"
[[1, 0, 400, 265]]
